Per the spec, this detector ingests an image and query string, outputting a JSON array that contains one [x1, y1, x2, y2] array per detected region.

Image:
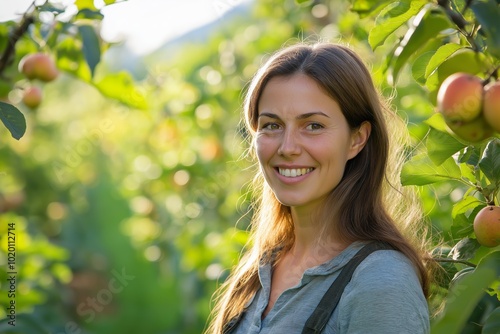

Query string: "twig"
[[432, 257, 477, 268], [0, 2, 36, 77], [483, 65, 500, 84]]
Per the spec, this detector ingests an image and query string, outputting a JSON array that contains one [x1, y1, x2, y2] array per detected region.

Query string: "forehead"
[[258, 74, 341, 117]]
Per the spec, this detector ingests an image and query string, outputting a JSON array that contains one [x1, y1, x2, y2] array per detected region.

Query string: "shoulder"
[[353, 248, 422, 286], [334, 249, 429, 333]]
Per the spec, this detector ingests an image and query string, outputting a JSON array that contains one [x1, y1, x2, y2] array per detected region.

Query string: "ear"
[[347, 121, 371, 160]]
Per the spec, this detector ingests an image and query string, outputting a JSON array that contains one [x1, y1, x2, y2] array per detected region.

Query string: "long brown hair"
[[205, 42, 430, 334]]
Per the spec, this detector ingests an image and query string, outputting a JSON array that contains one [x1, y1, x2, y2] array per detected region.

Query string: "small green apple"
[[445, 115, 494, 142]]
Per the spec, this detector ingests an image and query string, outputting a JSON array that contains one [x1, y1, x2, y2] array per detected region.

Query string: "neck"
[[289, 206, 348, 265]]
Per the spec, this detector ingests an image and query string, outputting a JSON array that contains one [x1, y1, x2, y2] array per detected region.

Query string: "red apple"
[[22, 86, 43, 108], [437, 73, 483, 123], [483, 81, 500, 132], [474, 206, 500, 247], [19, 53, 59, 82]]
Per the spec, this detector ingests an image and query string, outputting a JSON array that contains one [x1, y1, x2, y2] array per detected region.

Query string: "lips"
[[277, 167, 314, 178]]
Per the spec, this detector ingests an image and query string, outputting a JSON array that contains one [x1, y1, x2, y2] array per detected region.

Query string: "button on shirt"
[[231, 241, 430, 334]]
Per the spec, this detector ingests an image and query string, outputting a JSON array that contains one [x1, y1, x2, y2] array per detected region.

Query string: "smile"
[[278, 167, 314, 178]]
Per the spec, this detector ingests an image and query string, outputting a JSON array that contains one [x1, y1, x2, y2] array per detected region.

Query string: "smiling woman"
[[205, 42, 431, 334], [255, 74, 371, 215]]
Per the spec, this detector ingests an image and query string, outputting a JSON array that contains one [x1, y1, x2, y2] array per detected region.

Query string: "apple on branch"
[[437, 72, 483, 123], [474, 206, 500, 248], [483, 81, 500, 133], [22, 86, 43, 109], [18, 53, 59, 82]]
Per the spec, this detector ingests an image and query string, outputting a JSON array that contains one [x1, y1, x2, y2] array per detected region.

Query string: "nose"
[[277, 128, 301, 157]]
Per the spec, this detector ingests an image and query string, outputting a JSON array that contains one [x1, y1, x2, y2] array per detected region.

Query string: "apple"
[[483, 81, 500, 132], [22, 86, 43, 108], [473, 206, 500, 247], [445, 115, 494, 142], [18, 53, 59, 82], [437, 73, 483, 123]]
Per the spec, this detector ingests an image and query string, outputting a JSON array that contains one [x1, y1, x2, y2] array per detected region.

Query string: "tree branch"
[[0, 3, 36, 77], [432, 257, 477, 268]]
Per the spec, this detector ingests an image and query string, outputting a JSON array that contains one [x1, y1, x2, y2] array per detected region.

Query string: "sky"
[[0, 0, 252, 55]]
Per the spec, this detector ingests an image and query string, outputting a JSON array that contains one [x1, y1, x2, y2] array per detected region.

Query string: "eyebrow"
[[258, 111, 330, 120]]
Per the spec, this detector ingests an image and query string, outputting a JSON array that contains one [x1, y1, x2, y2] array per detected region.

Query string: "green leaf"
[[369, 0, 427, 49], [470, 0, 500, 58], [351, 0, 394, 16], [424, 113, 449, 132], [431, 251, 500, 333], [478, 138, 500, 184], [459, 163, 476, 183], [294, 0, 314, 5], [390, 7, 452, 83], [425, 43, 464, 78], [75, 0, 97, 10], [483, 307, 500, 334], [451, 214, 475, 239], [78, 24, 101, 77], [0, 102, 26, 140], [104, 0, 116, 4], [0, 79, 13, 98], [426, 128, 467, 166], [412, 51, 434, 84], [94, 72, 148, 110], [458, 145, 481, 166], [449, 238, 481, 260], [401, 153, 461, 186], [55, 36, 92, 82], [76, 9, 105, 20], [452, 197, 483, 219], [38, 3, 66, 14]]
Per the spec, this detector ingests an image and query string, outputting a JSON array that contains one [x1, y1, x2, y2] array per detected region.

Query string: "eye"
[[261, 122, 281, 131], [306, 123, 324, 131]]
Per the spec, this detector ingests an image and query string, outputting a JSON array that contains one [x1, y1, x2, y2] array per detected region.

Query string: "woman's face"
[[255, 74, 367, 214]]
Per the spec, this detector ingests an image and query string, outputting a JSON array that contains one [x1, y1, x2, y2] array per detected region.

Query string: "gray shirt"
[[231, 241, 430, 334]]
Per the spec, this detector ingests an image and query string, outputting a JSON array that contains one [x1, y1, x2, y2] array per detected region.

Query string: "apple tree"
[[351, 0, 500, 331], [0, 0, 147, 140]]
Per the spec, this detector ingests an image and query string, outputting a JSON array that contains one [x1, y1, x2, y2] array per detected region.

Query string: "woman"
[[206, 42, 430, 334]]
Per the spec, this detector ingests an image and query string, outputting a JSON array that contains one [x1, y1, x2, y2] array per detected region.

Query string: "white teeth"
[[278, 168, 313, 177]]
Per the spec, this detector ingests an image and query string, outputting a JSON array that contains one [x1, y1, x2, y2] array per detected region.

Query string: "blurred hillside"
[[104, 1, 253, 79]]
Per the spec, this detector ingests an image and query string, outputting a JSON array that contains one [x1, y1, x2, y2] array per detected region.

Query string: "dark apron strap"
[[301, 241, 394, 334]]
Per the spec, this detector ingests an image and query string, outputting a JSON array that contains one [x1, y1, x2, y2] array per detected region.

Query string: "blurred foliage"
[[0, 0, 499, 333]]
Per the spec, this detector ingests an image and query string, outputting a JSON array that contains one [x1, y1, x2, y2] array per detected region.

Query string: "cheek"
[[255, 137, 268, 162], [255, 136, 275, 166]]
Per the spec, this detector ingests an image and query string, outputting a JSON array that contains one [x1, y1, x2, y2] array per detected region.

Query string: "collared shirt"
[[231, 241, 430, 334]]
